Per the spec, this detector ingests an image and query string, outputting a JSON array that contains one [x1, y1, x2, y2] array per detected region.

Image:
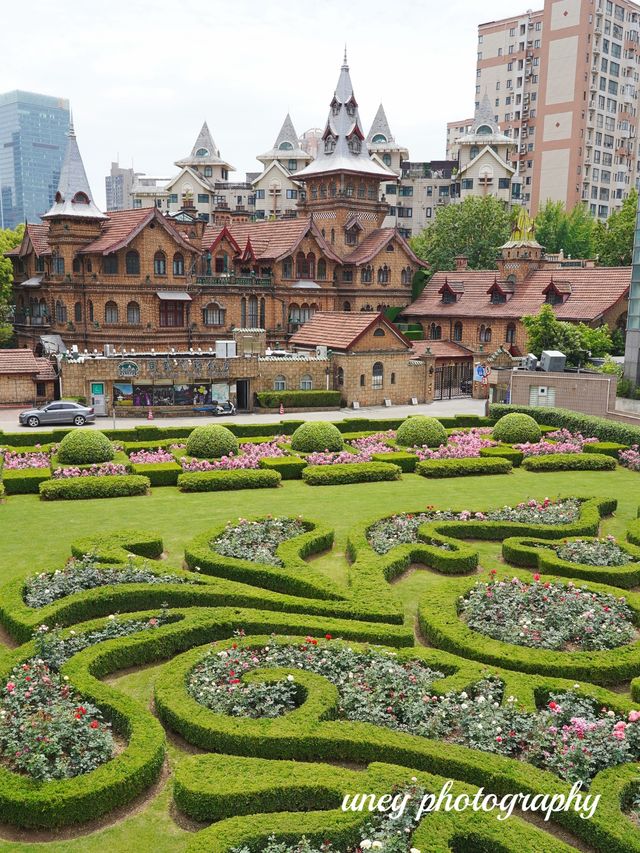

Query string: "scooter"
[[213, 401, 236, 417]]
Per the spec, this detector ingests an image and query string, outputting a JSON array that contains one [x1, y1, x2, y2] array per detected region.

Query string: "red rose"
[[325, 634, 332, 640], [89, 720, 99, 729]]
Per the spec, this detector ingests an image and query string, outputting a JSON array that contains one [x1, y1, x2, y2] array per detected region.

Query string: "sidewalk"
[[0, 397, 486, 434]]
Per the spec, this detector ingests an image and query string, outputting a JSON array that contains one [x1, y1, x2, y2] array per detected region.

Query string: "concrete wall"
[[509, 369, 618, 416]]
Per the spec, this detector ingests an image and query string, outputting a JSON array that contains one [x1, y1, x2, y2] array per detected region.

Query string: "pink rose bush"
[[619, 445, 640, 472], [52, 462, 128, 479], [413, 428, 495, 460], [180, 437, 288, 472], [2, 449, 51, 469], [514, 428, 599, 457], [128, 448, 175, 464], [348, 431, 397, 455]]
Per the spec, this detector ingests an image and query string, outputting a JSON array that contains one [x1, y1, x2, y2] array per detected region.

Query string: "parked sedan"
[[19, 401, 95, 428]]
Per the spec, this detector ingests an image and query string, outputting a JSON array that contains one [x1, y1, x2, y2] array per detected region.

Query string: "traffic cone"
[[147, 408, 154, 421], [279, 403, 284, 415]]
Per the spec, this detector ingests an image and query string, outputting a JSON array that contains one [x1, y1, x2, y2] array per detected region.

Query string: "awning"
[[291, 280, 321, 289], [156, 291, 192, 301], [19, 275, 44, 288], [39, 334, 67, 354]]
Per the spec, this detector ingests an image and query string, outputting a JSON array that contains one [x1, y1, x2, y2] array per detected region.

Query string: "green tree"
[[522, 304, 613, 365], [575, 322, 612, 358], [0, 224, 24, 345], [410, 196, 511, 273], [534, 200, 594, 258], [593, 189, 637, 266]]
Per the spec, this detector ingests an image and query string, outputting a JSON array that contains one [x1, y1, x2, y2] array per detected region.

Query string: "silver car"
[[19, 401, 96, 428]]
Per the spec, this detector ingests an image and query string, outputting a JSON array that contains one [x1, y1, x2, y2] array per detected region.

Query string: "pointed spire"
[[175, 121, 235, 170], [256, 113, 312, 166], [274, 114, 300, 150], [343, 45, 348, 68], [43, 121, 106, 220], [366, 104, 395, 145], [474, 94, 498, 131]]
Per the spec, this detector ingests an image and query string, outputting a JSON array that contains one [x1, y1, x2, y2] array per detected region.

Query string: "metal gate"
[[434, 362, 473, 400]]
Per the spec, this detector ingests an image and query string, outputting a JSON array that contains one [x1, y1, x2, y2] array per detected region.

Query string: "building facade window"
[[104, 254, 118, 274], [74, 302, 82, 323], [104, 301, 118, 324], [125, 250, 140, 275], [317, 259, 327, 280], [203, 302, 225, 326], [506, 322, 516, 344], [377, 265, 390, 284], [428, 323, 442, 340], [282, 256, 293, 278], [159, 301, 184, 327], [55, 300, 67, 323], [453, 321, 463, 341], [173, 253, 185, 276], [372, 361, 384, 389], [126, 301, 140, 324], [274, 375, 286, 391], [154, 252, 167, 276], [300, 374, 313, 391], [479, 324, 492, 342], [361, 265, 373, 283]]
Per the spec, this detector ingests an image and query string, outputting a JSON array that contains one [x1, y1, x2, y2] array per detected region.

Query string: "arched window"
[[317, 259, 327, 280], [337, 367, 344, 386], [390, 372, 396, 385], [296, 252, 309, 278], [453, 321, 463, 342], [400, 266, 413, 285], [74, 301, 82, 323], [103, 254, 118, 274], [470, 145, 479, 160], [343, 301, 351, 312], [154, 251, 167, 276], [288, 303, 301, 329], [377, 265, 390, 284], [88, 300, 94, 323], [240, 297, 247, 327], [382, 153, 391, 166], [127, 301, 141, 325], [330, 228, 335, 244], [360, 374, 365, 387], [300, 374, 313, 391], [260, 297, 266, 328], [248, 295, 258, 327], [72, 257, 81, 274], [372, 361, 384, 389], [373, 328, 386, 337], [428, 323, 442, 340], [307, 252, 316, 279], [125, 250, 140, 275], [104, 301, 118, 324], [282, 256, 293, 278], [173, 253, 185, 276], [479, 324, 492, 343], [273, 375, 287, 391], [203, 302, 225, 326], [361, 265, 372, 284], [55, 300, 67, 323], [506, 323, 516, 344], [72, 191, 89, 204]]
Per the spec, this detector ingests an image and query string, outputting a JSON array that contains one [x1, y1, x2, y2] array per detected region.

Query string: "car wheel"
[[73, 416, 86, 426], [27, 416, 40, 427]]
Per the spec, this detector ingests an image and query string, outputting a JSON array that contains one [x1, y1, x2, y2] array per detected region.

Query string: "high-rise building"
[[105, 162, 141, 211], [0, 90, 70, 230], [468, 0, 640, 218]]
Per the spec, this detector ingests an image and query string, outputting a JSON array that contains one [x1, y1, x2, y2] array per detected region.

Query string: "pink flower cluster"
[[2, 449, 51, 469], [514, 429, 598, 457], [128, 448, 175, 464], [414, 428, 495, 460], [306, 450, 371, 465], [348, 431, 396, 455], [619, 445, 640, 472], [52, 463, 128, 479], [180, 437, 288, 472]]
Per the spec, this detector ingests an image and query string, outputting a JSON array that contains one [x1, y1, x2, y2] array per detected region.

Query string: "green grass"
[[0, 466, 638, 852]]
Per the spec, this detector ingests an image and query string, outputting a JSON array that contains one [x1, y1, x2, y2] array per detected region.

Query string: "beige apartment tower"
[[473, 0, 640, 218]]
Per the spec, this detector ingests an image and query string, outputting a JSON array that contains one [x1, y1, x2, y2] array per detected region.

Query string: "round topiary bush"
[[492, 413, 541, 444], [396, 416, 447, 448], [290, 421, 344, 453], [57, 430, 115, 464], [186, 425, 239, 459]]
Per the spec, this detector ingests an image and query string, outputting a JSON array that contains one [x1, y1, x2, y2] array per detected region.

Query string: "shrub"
[[416, 457, 512, 478], [370, 451, 418, 472], [39, 474, 150, 501], [479, 444, 524, 466], [178, 469, 281, 492], [302, 462, 401, 486], [258, 457, 307, 480], [256, 391, 341, 408], [185, 425, 239, 459], [492, 413, 541, 444], [395, 416, 447, 448], [2, 469, 51, 495], [584, 441, 630, 459], [490, 402, 640, 445], [521, 453, 616, 472], [290, 421, 344, 453], [130, 461, 182, 486], [57, 431, 115, 465]]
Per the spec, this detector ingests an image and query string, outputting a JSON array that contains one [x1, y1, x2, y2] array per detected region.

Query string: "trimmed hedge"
[[489, 402, 640, 446], [258, 456, 307, 479], [57, 430, 115, 464], [185, 425, 239, 459], [302, 462, 401, 486], [396, 415, 447, 448], [39, 474, 150, 501], [584, 441, 630, 459], [178, 469, 281, 492], [130, 461, 182, 486], [416, 457, 513, 478], [492, 412, 541, 444], [291, 421, 344, 453], [479, 444, 524, 466], [371, 450, 418, 472], [1, 468, 51, 495], [521, 452, 616, 472], [257, 390, 341, 408]]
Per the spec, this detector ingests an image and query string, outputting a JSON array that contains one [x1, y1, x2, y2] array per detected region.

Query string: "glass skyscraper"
[[0, 90, 70, 230]]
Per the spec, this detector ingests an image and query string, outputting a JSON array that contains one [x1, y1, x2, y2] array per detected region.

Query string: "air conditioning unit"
[[103, 344, 116, 357], [525, 352, 538, 370], [215, 340, 237, 359], [316, 345, 328, 358], [540, 350, 566, 372]]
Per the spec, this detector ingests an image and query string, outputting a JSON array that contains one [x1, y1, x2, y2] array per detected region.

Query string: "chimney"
[[455, 255, 468, 271]]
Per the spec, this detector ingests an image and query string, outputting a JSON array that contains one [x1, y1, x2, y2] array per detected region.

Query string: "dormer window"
[[442, 290, 456, 304], [491, 291, 507, 304], [345, 226, 359, 246], [545, 290, 563, 305], [72, 191, 89, 204], [438, 279, 464, 303], [331, 98, 340, 116], [347, 136, 361, 154], [324, 135, 336, 154], [543, 279, 571, 305], [372, 134, 387, 144]]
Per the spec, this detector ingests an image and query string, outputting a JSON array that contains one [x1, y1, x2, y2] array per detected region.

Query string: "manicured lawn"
[[0, 466, 638, 852]]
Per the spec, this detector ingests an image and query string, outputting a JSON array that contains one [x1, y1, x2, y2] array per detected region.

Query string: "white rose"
[[286, 675, 295, 682], [360, 842, 372, 850]]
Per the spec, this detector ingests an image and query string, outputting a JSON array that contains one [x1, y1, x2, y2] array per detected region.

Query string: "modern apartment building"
[[0, 90, 70, 229], [105, 162, 142, 211], [473, 0, 640, 218]]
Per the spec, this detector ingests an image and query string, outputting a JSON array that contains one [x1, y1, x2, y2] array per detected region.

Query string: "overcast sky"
[[3, 0, 524, 209]]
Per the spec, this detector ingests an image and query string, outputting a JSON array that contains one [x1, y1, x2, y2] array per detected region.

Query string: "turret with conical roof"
[[175, 121, 235, 172], [366, 103, 409, 175], [43, 119, 107, 220], [257, 114, 312, 169]]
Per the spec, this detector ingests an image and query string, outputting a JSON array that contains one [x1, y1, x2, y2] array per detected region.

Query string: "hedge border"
[[39, 474, 150, 501], [302, 461, 401, 486], [489, 403, 640, 446], [177, 469, 281, 492], [416, 457, 513, 478], [521, 452, 617, 472]]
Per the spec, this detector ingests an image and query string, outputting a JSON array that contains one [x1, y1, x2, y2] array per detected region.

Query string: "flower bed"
[[0, 659, 113, 781], [347, 431, 397, 456], [367, 513, 453, 555], [304, 450, 370, 465], [52, 462, 129, 479], [553, 536, 636, 567], [180, 437, 289, 472], [128, 448, 175, 464], [459, 576, 636, 651], [212, 517, 307, 567], [24, 554, 192, 608], [2, 449, 51, 469], [514, 429, 599, 457], [188, 642, 640, 785], [413, 428, 495, 460], [620, 445, 640, 472]]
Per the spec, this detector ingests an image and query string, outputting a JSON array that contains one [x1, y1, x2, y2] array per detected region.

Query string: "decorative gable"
[[438, 278, 464, 303]]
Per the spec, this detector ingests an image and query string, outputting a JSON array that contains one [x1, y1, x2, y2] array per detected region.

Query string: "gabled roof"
[[12, 223, 51, 258], [342, 228, 424, 266], [403, 267, 630, 323], [542, 278, 572, 295], [206, 225, 242, 256], [43, 124, 107, 221], [202, 217, 343, 264], [438, 278, 464, 295], [290, 311, 412, 351], [457, 145, 515, 177], [35, 357, 57, 381], [257, 114, 311, 165], [251, 159, 300, 187], [0, 349, 41, 375], [175, 121, 235, 171], [486, 277, 515, 295], [411, 340, 474, 360], [78, 207, 195, 255], [165, 165, 216, 194]]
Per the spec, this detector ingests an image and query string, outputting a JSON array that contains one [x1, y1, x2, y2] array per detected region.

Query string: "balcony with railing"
[[13, 312, 51, 328], [194, 274, 273, 288]]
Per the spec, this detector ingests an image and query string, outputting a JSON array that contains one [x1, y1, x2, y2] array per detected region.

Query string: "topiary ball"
[[57, 430, 115, 464], [290, 421, 344, 453], [186, 425, 239, 459], [492, 412, 541, 444], [396, 416, 447, 448]]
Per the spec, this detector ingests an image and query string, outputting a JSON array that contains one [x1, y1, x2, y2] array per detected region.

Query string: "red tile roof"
[[76, 208, 195, 255], [0, 349, 40, 375], [342, 228, 423, 266], [203, 218, 315, 261], [35, 358, 57, 381], [290, 311, 412, 351], [403, 266, 630, 322], [411, 340, 474, 360]]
